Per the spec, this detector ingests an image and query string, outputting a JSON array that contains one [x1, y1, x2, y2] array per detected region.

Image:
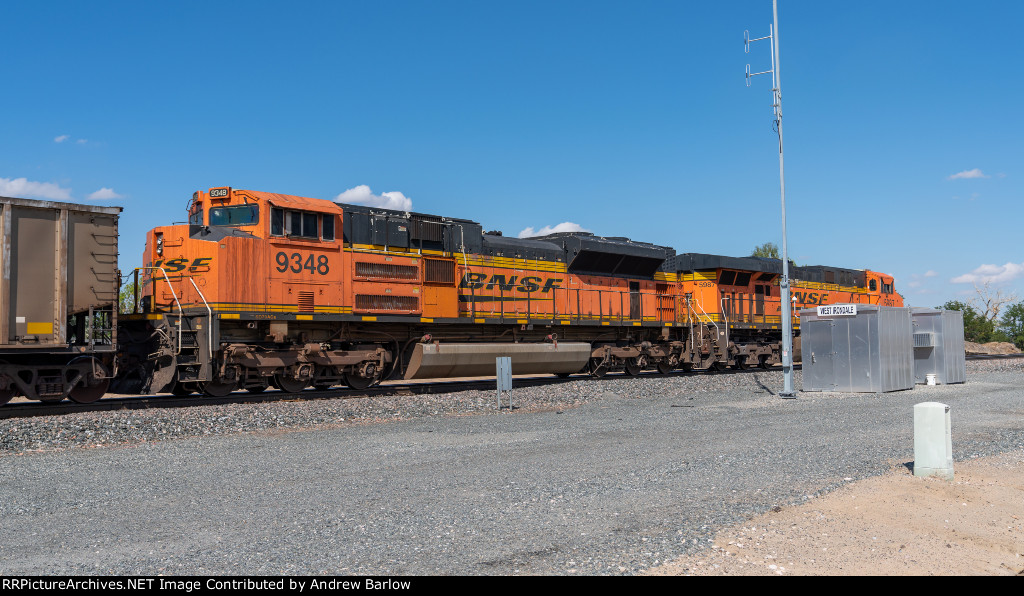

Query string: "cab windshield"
[[209, 204, 259, 227]]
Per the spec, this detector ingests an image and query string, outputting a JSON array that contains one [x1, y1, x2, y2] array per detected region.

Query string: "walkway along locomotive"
[[114, 187, 903, 397]]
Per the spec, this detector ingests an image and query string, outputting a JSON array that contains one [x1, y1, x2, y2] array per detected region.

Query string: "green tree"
[[120, 278, 139, 314], [998, 301, 1024, 350], [940, 300, 996, 343], [751, 242, 780, 259]]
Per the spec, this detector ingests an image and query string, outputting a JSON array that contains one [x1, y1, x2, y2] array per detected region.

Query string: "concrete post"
[[913, 402, 954, 480]]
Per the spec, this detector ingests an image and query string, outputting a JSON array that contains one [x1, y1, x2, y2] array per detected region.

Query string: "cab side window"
[[271, 207, 335, 241], [869, 279, 877, 292]]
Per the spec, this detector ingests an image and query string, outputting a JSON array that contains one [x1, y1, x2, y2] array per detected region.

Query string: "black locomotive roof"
[[670, 253, 784, 275], [335, 202, 478, 226], [480, 234, 564, 262], [335, 201, 868, 285], [337, 202, 484, 254], [529, 232, 674, 279], [670, 253, 867, 287], [791, 264, 867, 287]]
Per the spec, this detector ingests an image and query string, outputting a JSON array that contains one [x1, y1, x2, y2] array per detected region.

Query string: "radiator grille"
[[298, 291, 315, 313], [355, 262, 419, 280], [355, 295, 419, 312], [410, 217, 444, 242], [913, 332, 934, 348], [424, 259, 455, 285]]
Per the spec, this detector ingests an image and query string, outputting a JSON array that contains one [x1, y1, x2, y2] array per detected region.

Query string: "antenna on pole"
[[745, 1, 796, 399]]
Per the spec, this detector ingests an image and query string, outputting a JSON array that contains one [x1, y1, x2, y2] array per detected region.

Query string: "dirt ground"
[[646, 450, 1024, 576]]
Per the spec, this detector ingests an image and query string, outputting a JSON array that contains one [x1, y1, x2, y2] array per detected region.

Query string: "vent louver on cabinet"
[[354, 262, 419, 280], [355, 295, 418, 312], [298, 292, 314, 313], [424, 259, 455, 285]]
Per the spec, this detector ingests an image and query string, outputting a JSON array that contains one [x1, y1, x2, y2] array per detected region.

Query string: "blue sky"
[[3, 1, 1021, 310]]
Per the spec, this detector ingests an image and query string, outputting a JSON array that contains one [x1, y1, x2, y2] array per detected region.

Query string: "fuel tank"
[[404, 342, 592, 379]]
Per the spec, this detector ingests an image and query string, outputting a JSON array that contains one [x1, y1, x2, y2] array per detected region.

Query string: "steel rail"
[[0, 365, 800, 420]]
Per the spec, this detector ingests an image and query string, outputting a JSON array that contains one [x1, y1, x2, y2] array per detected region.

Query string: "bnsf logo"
[[793, 291, 829, 305], [460, 273, 562, 293], [151, 258, 212, 273]]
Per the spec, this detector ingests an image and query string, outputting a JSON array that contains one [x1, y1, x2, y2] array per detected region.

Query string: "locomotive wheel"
[[657, 361, 673, 375], [589, 358, 609, 378], [733, 360, 750, 370], [623, 358, 642, 376], [343, 373, 374, 390], [67, 358, 109, 404], [757, 355, 771, 370], [272, 374, 308, 393], [202, 380, 238, 397]]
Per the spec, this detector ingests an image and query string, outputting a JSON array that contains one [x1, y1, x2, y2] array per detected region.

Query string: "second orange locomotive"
[[120, 187, 901, 396]]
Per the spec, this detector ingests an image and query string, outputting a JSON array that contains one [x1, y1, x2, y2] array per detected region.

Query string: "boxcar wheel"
[[67, 357, 110, 404], [0, 360, 17, 405]]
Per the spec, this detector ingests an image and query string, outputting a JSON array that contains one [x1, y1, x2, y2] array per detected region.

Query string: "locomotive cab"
[[140, 187, 344, 316]]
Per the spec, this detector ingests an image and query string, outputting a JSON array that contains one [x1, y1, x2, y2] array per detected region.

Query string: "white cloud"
[[951, 262, 1024, 284], [54, 134, 70, 143], [76, 139, 88, 145], [518, 222, 590, 238], [924, 270, 938, 277], [87, 187, 124, 200], [0, 177, 72, 200], [947, 168, 988, 180], [335, 184, 412, 211]]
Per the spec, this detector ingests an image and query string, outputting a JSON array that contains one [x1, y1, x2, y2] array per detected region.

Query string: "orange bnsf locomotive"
[[113, 186, 902, 397]]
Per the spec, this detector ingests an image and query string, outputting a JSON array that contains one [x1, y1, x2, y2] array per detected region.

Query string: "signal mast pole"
[[746, 0, 796, 398]]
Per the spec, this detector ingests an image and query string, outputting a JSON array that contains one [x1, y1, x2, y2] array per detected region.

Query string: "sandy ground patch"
[[646, 451, 1024, 576]]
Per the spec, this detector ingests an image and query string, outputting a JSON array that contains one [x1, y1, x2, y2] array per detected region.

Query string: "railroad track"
[[10, 355, 1020, 421], [965, 353, 1024, 361], [0, 365, 796, 420]]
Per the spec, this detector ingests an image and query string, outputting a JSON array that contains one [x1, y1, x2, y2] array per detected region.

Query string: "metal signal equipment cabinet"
[[910, 307, 966, 385], [0, 196, 122, 404], [799, 305, 914, 393]]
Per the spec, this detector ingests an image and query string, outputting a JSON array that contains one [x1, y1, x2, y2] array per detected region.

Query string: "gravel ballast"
[[0, 359, 1021, 575]]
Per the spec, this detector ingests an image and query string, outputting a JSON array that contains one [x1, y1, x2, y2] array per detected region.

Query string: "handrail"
[[188, 277, 214, 361], [138, 266, 183, 355], [720, 296, 729, 349]]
